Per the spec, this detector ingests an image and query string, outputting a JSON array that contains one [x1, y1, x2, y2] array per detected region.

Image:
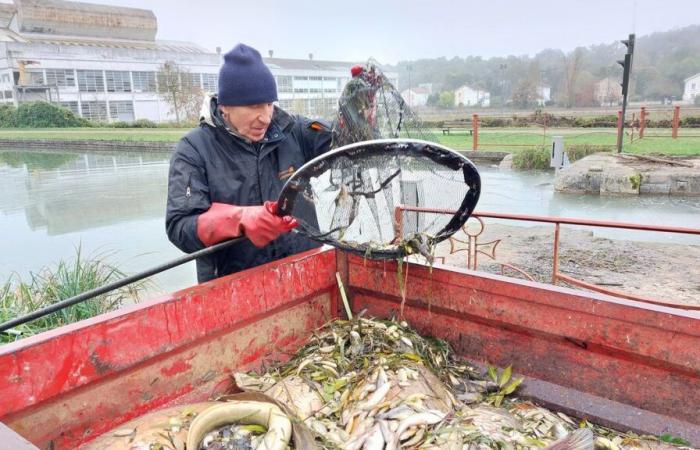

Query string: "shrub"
[[512, 147, 550, 170], [681, 116, 700, 128], [566, 144, 611, 162], [14, 102, 90, 128], [0, 104, 17, 127], [133, 118, 157, 128]]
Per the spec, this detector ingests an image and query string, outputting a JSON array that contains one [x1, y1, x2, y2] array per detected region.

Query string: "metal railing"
[[396, 206, 700, 310]]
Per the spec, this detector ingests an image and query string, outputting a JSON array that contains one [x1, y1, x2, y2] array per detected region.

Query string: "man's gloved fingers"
[[264, 200, 279, 216], [281, 216, 298, 231]]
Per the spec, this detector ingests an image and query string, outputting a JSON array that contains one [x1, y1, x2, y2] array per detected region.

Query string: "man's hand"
[[197, 201, 298, 248]]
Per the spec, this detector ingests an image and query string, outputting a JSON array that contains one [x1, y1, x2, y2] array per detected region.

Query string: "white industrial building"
[[0, 0, 397, 122]]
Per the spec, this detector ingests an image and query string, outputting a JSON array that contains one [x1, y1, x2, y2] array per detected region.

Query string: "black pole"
[[0, 237, 244, 334], [617, 33, 635, 153]]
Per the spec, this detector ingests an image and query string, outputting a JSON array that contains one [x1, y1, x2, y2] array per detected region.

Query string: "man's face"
[[220, 103, 274, 142]]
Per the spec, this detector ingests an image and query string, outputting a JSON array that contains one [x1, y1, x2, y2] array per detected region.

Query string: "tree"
[[158, 61, 203, 123], [438, 91, 455, 109], [564, 48, 584, 108]]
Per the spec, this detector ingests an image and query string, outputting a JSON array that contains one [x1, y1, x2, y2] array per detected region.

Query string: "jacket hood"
[[199, 93, 295, 139]]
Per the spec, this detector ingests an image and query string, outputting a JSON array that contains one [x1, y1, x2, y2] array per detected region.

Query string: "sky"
[[12, 0, 700, 63]]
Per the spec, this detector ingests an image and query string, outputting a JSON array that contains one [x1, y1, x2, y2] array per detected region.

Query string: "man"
[[166, 43, 332, 283]]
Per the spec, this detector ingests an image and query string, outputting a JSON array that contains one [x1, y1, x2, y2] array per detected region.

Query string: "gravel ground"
[[434, 223, 700, 307]]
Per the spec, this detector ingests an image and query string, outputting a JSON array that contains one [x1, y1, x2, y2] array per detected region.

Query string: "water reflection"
[[0, 149, 196, 292], [1, 150, 699, 294]]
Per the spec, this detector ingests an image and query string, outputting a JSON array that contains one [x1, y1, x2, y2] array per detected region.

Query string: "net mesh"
[[332, 60, 437, 146], [279, 63, 480, 260]]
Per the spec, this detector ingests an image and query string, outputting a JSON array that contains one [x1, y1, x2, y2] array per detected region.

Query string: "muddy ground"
[[432, 223, 700, 307]]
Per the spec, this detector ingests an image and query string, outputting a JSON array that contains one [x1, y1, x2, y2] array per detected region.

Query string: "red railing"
[[396, 206, 700, 310]]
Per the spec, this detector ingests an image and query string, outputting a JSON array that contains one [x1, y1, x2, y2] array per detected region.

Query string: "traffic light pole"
[[617, 34, 635, 153]]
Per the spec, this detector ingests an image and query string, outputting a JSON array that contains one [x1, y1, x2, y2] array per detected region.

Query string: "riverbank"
[[554, 153, 700, 195], [435, 223, 700, 307], [2, 127, 700, 156]]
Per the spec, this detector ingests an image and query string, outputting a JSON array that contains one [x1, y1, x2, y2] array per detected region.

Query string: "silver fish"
[[544, 428, 594, 450]]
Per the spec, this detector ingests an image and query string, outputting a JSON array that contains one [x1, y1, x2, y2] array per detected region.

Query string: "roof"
[[684, 72, 700, 82], [0, 3, 16, 28], [263, 57, 359, 72], [0, 28, 212, 54], [14, 0, 157, 41]]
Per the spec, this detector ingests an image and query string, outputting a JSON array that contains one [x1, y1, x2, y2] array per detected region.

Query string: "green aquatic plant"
[[1, 247, 146, 343]]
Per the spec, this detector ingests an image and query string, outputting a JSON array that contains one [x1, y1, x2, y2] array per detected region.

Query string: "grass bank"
[[437, 127, 700, 156], [1, 126, 699, 156], [0, 127, 188, 142]]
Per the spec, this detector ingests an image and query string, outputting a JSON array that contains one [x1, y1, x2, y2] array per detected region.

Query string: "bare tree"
[[564, 49, 584, 108], [157, 61, 203, 123]]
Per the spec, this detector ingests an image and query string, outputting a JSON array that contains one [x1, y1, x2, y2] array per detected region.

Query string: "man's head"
[[218, 43, 277, 142]]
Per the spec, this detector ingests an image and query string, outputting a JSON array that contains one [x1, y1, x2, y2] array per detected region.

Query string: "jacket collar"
[[200, 94, 293, 147]]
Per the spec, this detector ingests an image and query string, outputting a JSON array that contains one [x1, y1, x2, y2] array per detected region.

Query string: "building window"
[[2, 74, 11, 83], [278, 99, 293, 110], [28, 70, 45, 85], [132, 71, 156, 92], [106, 71, 132, 92], [277, 76, 292, 93], [693, 83, 697, 90], [294, 88, 309, 93], [180, 72, 201, 89], [109, 101, 135, 121], [293, 76, 308, 81], [46, 69, 75, 87], [77, 70, 105, 92], [81, 101, 108, 121], [3, 90, 11, 99], [202, 73, 217, 92], [60, 101, 79, 115]]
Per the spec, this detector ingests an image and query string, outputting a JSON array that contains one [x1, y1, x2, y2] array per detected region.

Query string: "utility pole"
[[616, 33, 635, 153], [407, 65, 412, 107]]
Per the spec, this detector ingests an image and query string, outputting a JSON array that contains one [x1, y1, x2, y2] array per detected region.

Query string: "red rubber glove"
[[197, 201, 298, 248]]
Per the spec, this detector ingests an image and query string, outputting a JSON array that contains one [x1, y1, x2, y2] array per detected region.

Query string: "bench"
[[441, 121, 473, 135]]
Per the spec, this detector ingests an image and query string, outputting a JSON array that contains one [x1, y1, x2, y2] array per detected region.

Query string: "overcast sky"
[[24, 0, 700, 63]]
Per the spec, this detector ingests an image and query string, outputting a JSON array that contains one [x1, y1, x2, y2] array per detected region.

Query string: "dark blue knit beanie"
[[218, 43, 278, 106]]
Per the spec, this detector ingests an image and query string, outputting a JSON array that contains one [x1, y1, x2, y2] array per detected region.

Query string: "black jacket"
[[166, 97, 333, 282]]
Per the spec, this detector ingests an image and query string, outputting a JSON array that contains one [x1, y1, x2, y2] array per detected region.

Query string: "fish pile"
[[231, 317, 695, 450]]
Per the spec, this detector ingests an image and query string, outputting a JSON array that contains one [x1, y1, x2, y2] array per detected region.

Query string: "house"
[[400, 86, 430, 107], [594, 77, 622, 106], [537, 85, 551, 106], [683, 73, 700, 103], [454, 85, 490, 107]]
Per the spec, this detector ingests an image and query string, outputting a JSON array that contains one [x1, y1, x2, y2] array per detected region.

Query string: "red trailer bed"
[[1, 248, 699, 449]]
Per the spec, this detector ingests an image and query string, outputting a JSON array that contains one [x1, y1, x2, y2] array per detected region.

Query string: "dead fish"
[[359, 381, 392, 411], [377, 404, 414, 421], [544, 428, 595, 450], [362, 424, 385, 450], [385, 410, 446, 450]]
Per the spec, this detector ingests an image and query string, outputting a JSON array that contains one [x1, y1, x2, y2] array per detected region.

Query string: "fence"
[[396, 205, 700, 311], [438, 106, 700, 151]]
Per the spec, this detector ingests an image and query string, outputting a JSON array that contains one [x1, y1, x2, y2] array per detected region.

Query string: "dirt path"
[[434, 223, 700, 307]]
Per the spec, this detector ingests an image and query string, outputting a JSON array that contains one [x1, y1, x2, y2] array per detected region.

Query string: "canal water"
[[2, 149, 699, 294]]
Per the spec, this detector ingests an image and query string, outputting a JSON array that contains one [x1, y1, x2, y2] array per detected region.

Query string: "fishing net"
[[279, 62, 480, 260], [332, 60, 438, 145], [278, 139, 480, 259]]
